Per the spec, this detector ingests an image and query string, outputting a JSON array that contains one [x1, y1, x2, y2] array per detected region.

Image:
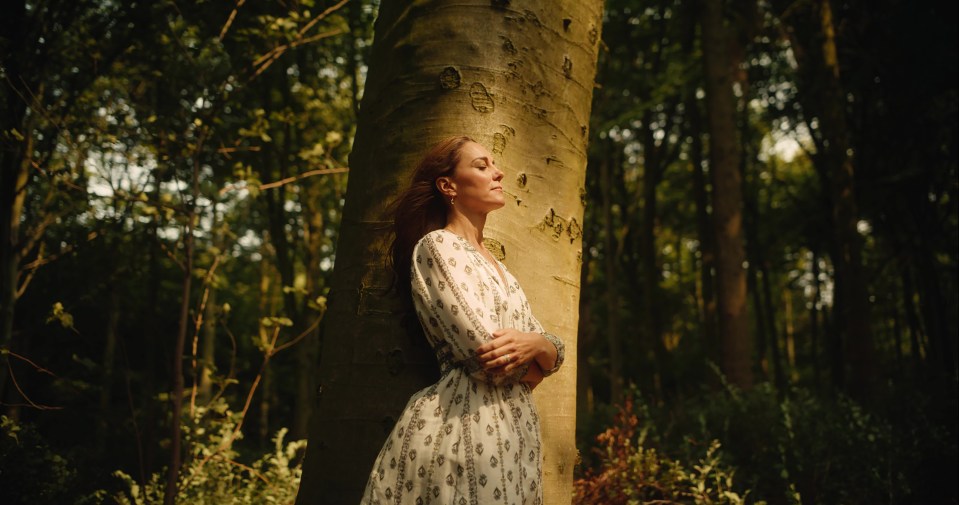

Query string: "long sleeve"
[[528, 313, 565, 377], [410, 232, 529, 384]]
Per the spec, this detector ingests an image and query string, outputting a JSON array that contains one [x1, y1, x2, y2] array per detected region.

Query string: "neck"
[[444, 209, 488, 248]]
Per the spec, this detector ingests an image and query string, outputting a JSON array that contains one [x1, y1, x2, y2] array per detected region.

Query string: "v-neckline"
[[440, 229, 509, 289]]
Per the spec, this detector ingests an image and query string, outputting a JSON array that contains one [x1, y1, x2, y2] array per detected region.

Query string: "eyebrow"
[[471, 156, 492, 164]]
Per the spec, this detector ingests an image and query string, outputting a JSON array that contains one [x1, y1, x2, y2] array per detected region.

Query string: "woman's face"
[[442, 141, 505, 213]]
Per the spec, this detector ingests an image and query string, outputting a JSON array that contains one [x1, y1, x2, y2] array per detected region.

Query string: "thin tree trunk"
[[600, 141, 623, 404], [97, 288, 121, 448], [760, 267, 786, 391], [785, 287, 796, 381], [258, 352, 273, 448], [816, 0, 875, 397], [748, 256, 768, 379], [142, 162, 164, 480], [0, 0, 30, 419], [164, 205, 195, 505], [899, 261, 925, 373], [296, 1, 604, 502], [913, 231, 954, 376], [810, 249, 822, 389], [891, 298, 903, 376], [0, 117, 33, 422], [700, 0, 752, 390], [164, 132, 204, 505], [198, 282, 217, 403], [640, 111, 671, 398], [199, 204, 220, 403], [688, 94, 718, 370]]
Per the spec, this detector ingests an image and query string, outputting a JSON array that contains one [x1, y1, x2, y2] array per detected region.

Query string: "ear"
[[435, 176, 456, 197]]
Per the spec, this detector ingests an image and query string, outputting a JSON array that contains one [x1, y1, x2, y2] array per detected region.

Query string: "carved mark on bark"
[[482, 238, 506, 261], [563, 56, 573, 79], [469, 82, 494, 113], [567, 217, 582, 243], [563, 18, 572, 31], [439, 66, 462, 89], [523, 103, 547, 119], [545, 155, 564, 167], [539, 209, 583, 243], [492, 125, 515, 154], [491, 0, 510, 9], [493, 133, 508, 154], [516, 173, 527, 188], [506, 59, 524, 81], [505, 9, 542, 28], [527, 80, 547, 98], [588, 24, 599, 45], [523, 10, 542, 28], [500, 36, 517, 55]]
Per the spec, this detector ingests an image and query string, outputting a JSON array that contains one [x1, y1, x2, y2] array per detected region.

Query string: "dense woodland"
[[1, 0, 956, 504]]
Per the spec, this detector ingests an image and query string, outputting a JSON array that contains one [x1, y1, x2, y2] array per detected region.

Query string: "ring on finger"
[[505, 353, 511, 363]]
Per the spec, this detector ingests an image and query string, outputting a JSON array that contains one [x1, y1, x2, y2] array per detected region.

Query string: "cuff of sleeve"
[[540, 331, 565, 377]]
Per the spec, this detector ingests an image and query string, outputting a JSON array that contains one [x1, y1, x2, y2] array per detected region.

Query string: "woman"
[[362, 136, 565, 505]]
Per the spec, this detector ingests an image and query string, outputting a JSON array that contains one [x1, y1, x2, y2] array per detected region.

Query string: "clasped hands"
[[476, 328, 553, 388]]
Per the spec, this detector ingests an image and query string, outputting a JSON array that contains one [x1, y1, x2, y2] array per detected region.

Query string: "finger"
[[487, 352, 506, 369], [477, 339, 503, 354], [504, 354, 524, 372], [492, 328, 508, 337], [479, 345, 504, 362], [485, 355, 511, 370]]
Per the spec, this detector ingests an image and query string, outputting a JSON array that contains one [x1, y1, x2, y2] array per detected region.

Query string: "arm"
[[477, 328, 564, 377], [521, 361, 544, 390], [410, 233, 529, 384]]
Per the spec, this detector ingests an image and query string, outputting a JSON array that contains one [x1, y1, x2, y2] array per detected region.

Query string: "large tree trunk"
[[700, 0, 752, 390], [296, 1, 604, 502]]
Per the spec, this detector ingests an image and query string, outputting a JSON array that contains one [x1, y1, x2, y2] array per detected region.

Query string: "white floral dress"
[[361, 229, 565, 505]]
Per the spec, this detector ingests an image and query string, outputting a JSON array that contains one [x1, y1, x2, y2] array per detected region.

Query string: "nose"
[[493, 166, 504, 181]]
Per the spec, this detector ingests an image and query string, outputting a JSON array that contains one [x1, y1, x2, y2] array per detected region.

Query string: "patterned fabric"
[[539, 333, 564, 377], [362, 229, 565, 505]]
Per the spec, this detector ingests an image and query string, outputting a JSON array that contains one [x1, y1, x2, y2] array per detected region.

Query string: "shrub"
[[83, 399, 305, 505], [1, 415, 79, 505], [573, 396, 757, 505]]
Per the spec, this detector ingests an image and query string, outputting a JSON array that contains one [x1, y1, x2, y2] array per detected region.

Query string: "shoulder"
[[414, 229, 448, 255], [413, 229, 465, 263]]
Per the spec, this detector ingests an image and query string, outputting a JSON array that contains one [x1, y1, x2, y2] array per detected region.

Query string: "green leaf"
[[260, 316, 293, 328]]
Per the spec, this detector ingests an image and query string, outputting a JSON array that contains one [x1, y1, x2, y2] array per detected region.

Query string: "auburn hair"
[[388, 135, 474, 297]]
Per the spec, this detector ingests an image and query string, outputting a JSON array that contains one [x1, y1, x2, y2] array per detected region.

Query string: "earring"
[[450, 196, 455, 206]]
